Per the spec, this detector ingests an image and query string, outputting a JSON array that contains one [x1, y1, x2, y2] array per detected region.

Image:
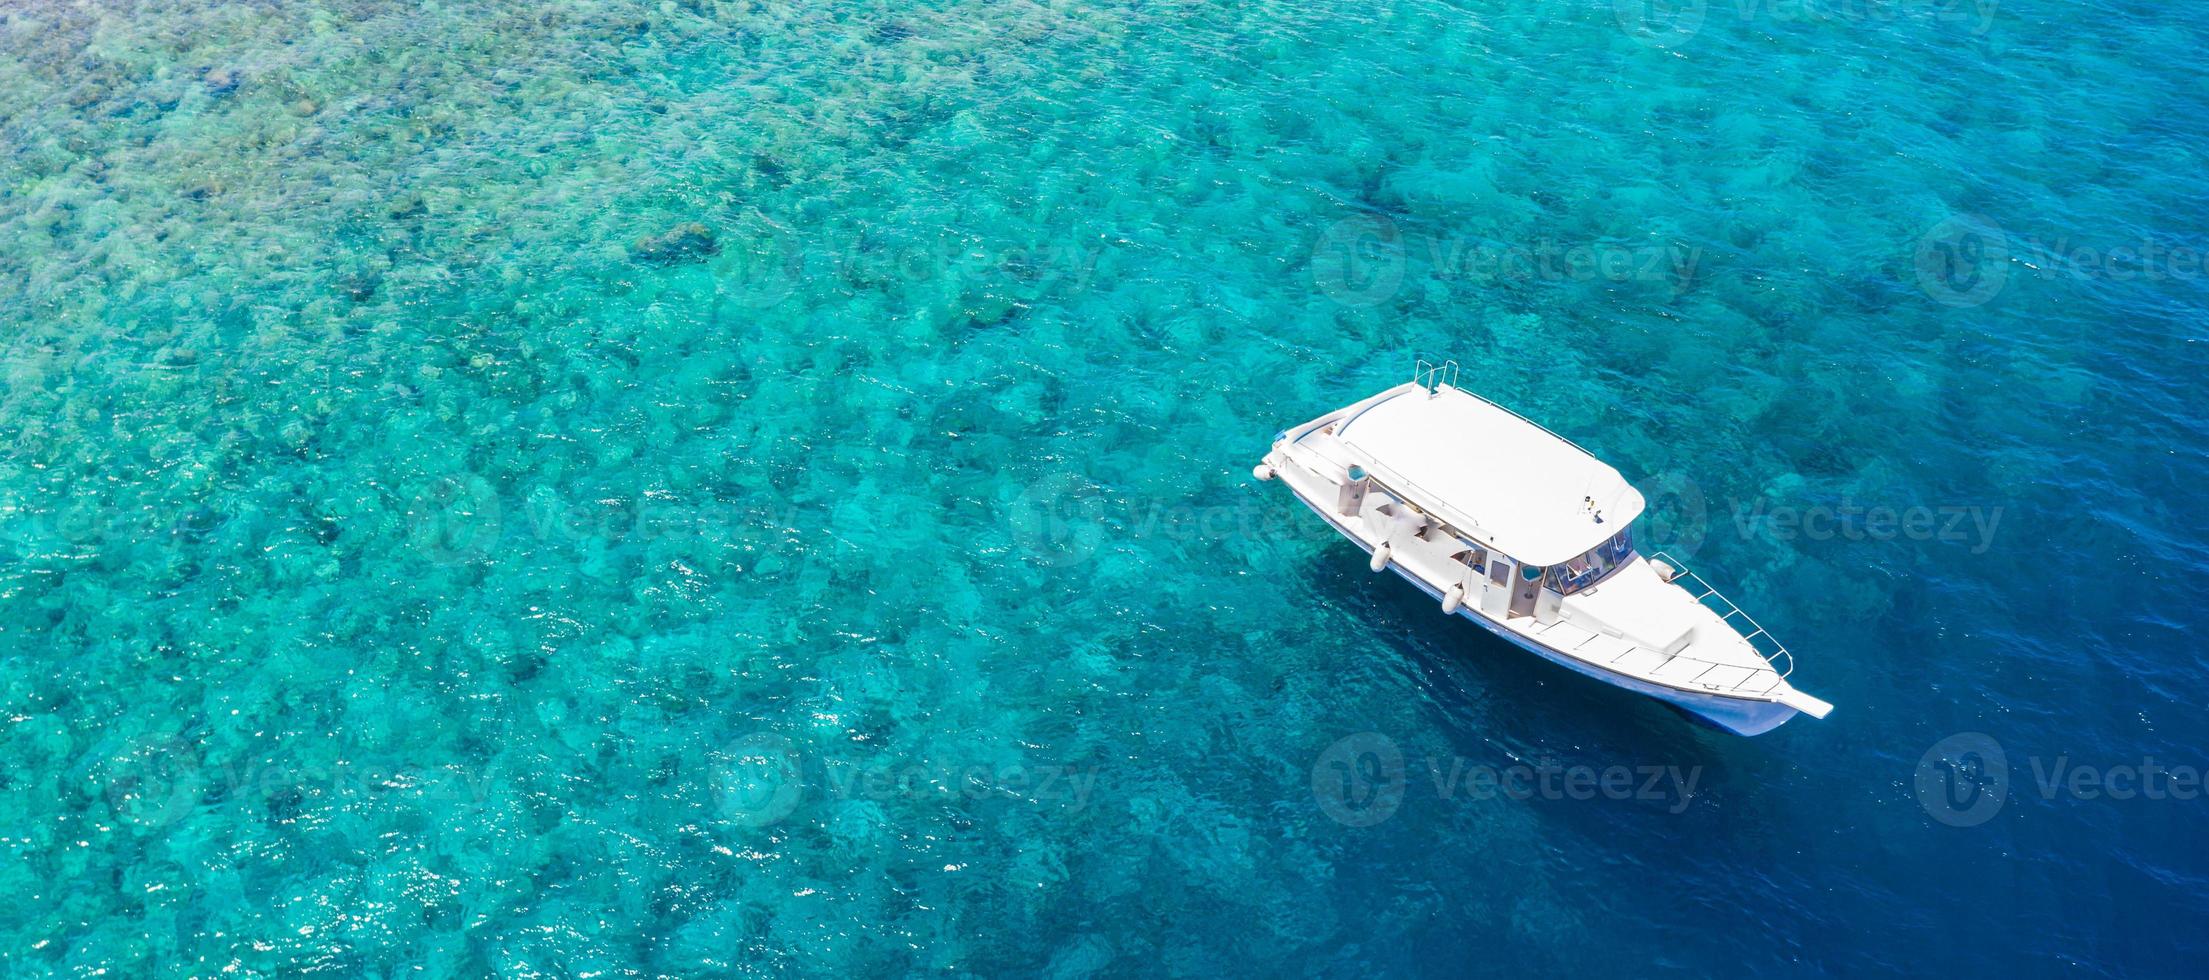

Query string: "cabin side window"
[[1456, 545, 1488, 574]]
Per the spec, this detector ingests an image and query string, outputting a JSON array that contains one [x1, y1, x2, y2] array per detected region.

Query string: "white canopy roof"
[[1334, 384, 1645, 566]]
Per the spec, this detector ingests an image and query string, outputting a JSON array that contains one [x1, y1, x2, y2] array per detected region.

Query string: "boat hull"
[[1286, 491, 1803, 737]]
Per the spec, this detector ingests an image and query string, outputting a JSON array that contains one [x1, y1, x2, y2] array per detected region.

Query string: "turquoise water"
[[4, 0, 2207, 974]]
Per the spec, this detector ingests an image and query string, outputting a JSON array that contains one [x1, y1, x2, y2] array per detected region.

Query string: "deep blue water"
[[2, 0, 2206, 975]]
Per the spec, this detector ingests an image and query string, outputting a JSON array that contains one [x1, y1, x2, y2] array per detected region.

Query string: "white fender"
[[1252, 463, 1275, 481], [1441, 584, 1465, 615], [1368, 544, 1391, 573]]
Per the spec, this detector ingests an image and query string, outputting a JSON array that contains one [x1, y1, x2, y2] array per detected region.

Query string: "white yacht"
[[1255, 361, 1832, 736]]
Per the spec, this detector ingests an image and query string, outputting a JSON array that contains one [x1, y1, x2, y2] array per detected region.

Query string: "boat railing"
[[1414, 358, 1461, 396], [1647, 551, 1795, 679]]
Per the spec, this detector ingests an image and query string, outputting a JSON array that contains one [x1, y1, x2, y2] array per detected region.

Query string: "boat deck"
[[1508, 615, 1784, 698]]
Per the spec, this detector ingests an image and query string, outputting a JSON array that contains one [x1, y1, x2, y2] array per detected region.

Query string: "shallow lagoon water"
[[3, 0, 2207, 975]]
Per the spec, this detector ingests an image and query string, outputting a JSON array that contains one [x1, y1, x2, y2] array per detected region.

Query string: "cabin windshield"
[[1548, 529, 1635, 595]]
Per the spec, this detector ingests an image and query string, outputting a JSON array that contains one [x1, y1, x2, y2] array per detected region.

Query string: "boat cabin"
[[1326, 376, 1647, 623]]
